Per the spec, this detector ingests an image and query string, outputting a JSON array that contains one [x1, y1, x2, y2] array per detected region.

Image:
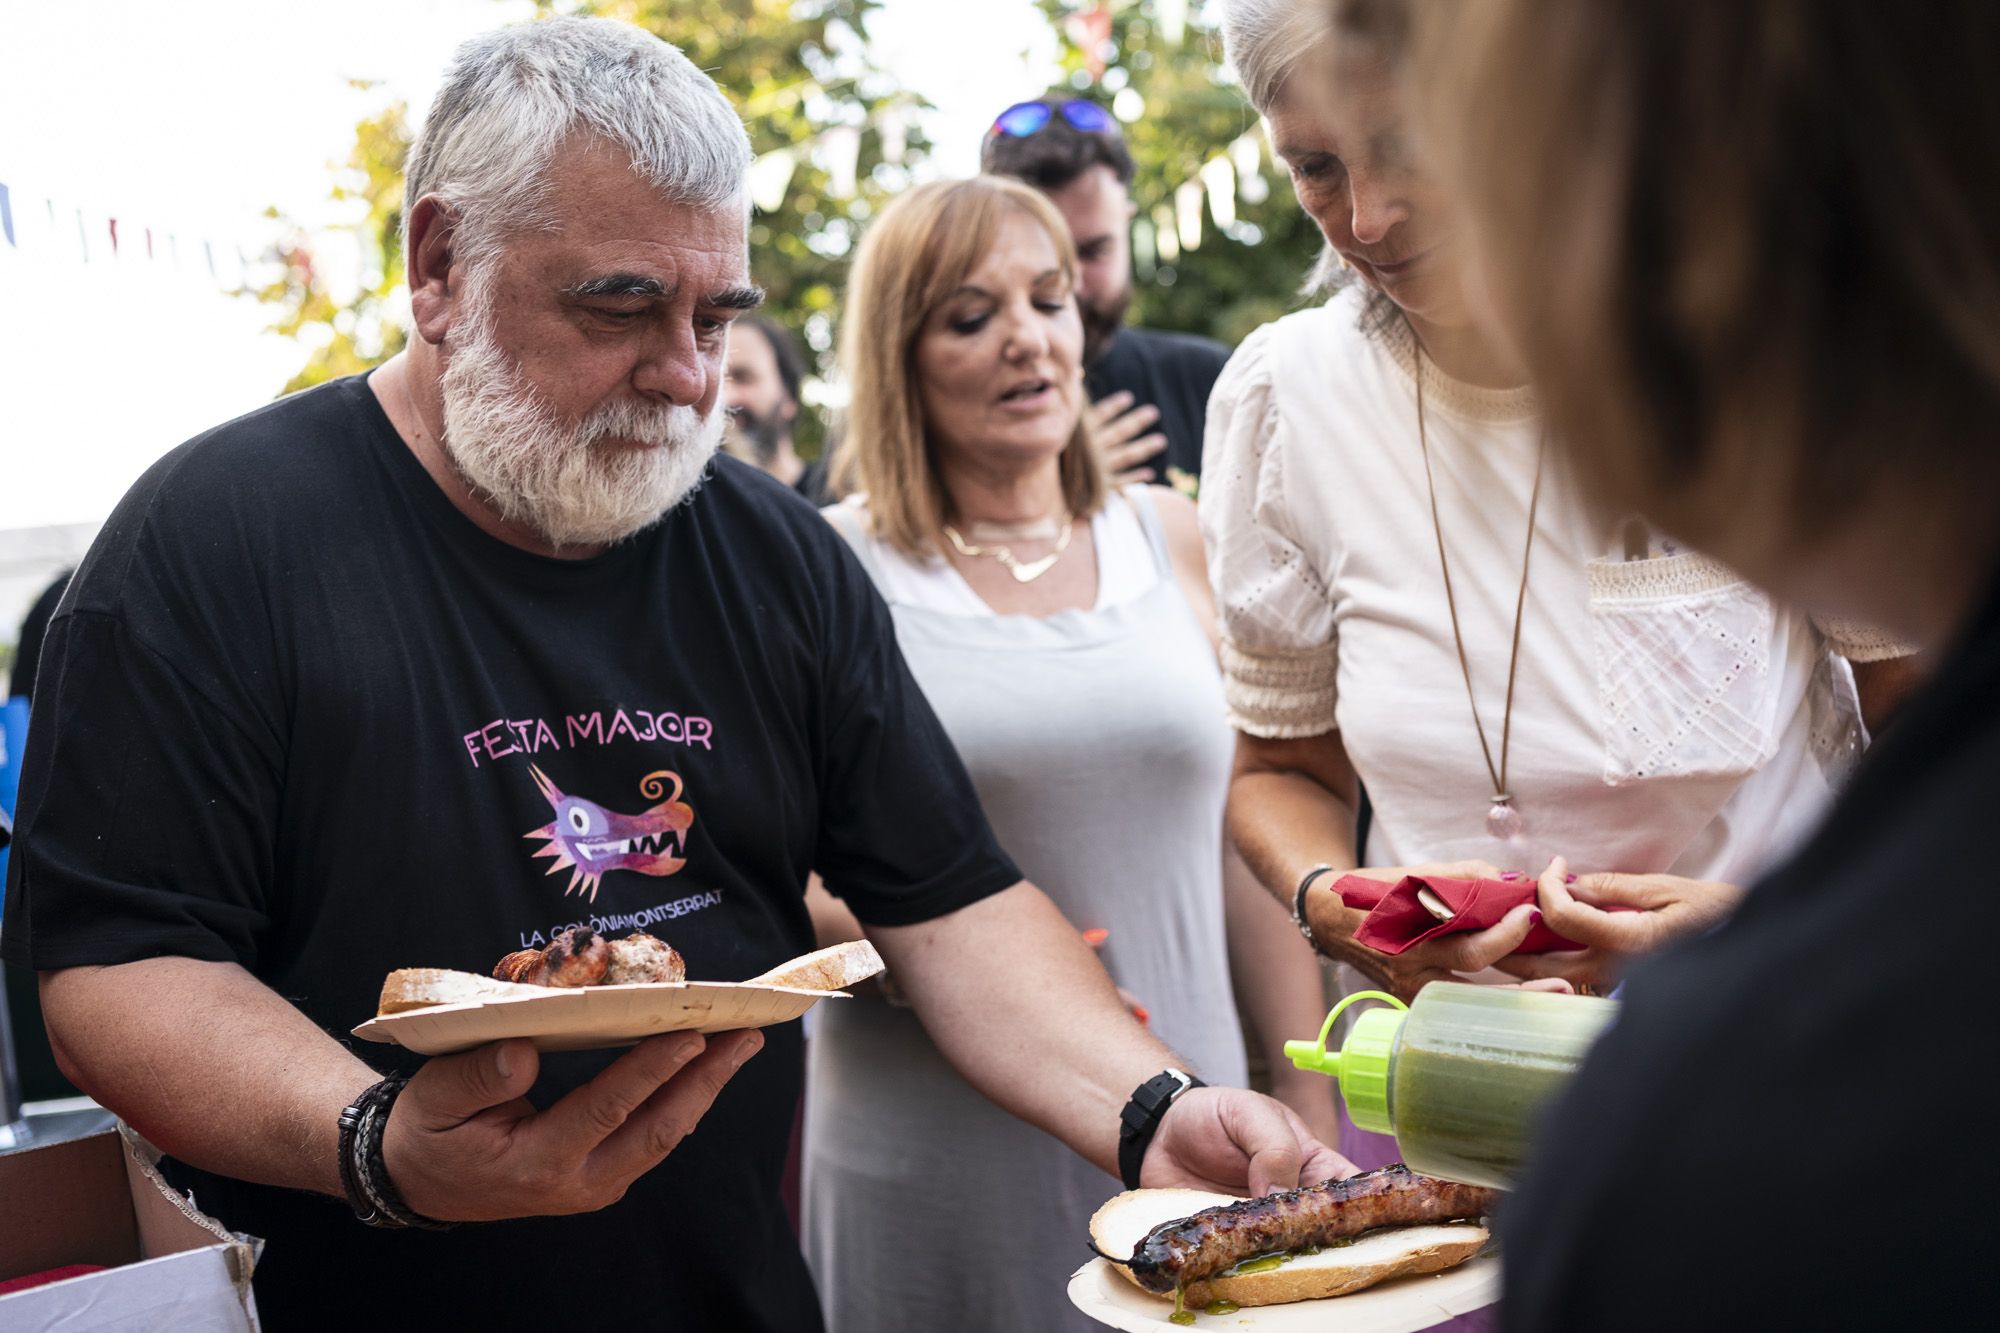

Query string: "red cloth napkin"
[[0, 1264, 108, 1296], [1336, 873, 1593, 955]]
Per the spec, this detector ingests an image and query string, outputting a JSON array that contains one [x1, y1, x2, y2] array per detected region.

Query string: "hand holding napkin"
[[1336, 873, 1612, 955]]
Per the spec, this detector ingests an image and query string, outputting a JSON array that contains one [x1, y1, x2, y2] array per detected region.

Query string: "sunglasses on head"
[[990, 98, 1118, 139]]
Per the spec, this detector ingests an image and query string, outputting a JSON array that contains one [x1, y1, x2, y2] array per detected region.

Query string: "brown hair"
[[981, 95, 1136, 189], [1408, 0, 2000, 560], [831, 176, 1107, 555]]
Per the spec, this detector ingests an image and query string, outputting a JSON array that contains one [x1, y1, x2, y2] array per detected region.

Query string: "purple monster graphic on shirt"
[[524, 764, 693, 902]]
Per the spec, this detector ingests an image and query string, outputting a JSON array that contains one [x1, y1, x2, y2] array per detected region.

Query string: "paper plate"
[[351, 980, 847, 1055], [1067, 1254, 1499, 1332]]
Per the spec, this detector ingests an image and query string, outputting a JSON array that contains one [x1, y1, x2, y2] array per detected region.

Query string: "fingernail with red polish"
[[1565, 874, 1578, 884], [1501, 871, 1521, 881], [1529, 910, 1544, 927], [1133, 1005, 1150, 1027]]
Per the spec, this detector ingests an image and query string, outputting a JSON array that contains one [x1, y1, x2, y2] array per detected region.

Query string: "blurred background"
[[0, 0, 1320, 665]]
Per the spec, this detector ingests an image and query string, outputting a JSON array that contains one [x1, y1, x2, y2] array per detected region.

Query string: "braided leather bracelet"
[[337, 1074, 454, 1231]]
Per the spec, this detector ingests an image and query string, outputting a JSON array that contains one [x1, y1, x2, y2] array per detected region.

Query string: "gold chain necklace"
[[1413, 346, 1546, 843], [941, 516, 1075, 583]]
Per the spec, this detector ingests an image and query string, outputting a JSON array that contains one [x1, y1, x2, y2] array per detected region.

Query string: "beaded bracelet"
[[1292, 864, 1338, 948], [337, 1073, 454, 1231]]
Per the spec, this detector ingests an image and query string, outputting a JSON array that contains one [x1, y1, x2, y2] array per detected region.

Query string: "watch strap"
[[1117, 1068, 1205, 1190]]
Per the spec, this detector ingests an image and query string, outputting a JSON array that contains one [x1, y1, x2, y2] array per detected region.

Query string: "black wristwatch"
[[1118, 1068, 1205, 1190]]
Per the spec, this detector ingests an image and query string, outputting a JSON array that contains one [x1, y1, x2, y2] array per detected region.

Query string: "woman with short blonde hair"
[[805, 174, 1342, 1331]]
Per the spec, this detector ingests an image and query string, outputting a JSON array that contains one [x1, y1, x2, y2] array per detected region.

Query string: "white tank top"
[[831, 489, 1162, 616]]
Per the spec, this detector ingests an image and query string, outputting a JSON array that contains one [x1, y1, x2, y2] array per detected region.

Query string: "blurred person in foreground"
[[0, 18, 1340, 1329], [723, 312, 831, 504], [1208, 0, 1918, 1176], [1396, 0, 1999, 1324], [983, 94, 1231, 493], [802, 175, 1340, 1332]]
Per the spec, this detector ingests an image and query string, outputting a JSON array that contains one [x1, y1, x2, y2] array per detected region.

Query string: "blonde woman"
[[799, 175, 1341, 1332]]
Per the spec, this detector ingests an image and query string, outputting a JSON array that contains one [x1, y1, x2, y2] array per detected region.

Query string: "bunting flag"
[[0, 176, 278, 287], [1068, 5, 1115, 82]]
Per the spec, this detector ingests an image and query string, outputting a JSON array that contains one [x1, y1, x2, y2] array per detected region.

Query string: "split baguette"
[[746, 939, 885, 991], [377, 939, 885, 1014], [1089, 1188, 1488, 1309]]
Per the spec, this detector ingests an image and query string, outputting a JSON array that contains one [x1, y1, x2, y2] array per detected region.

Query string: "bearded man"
[[1, 18, 1343, 1330], [722, 313, 829, 503], [982, 96, 1233, 492]]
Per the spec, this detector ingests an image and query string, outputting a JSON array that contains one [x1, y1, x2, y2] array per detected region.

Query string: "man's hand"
[[385, 1029, 763, 1222], [1143, 1087, 1355, 1196], [1305, 860, 1540, 1001], [1088, 391, 1166, 485]]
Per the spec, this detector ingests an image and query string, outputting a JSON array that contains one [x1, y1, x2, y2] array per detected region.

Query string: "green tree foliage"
[[251, 86, 411, 396], [252, 0, 929, 453], [1035, 0, 1320, 348], [254, 0, 1312, 418]]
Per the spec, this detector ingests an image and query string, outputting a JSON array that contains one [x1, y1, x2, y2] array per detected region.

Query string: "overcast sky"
[[0, 0, 1060, 534]]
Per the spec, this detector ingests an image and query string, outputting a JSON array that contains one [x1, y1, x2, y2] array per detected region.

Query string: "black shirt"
[[794, 456, 832, 507], [1086, 325, 1232, 483], [1501, 572, 2000, 1329], [2, 374, 1020, 1330]]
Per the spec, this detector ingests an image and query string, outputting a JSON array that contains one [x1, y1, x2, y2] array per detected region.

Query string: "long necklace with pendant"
[[942, 515, 1075, 584], [1414, 346, 1546, 842]]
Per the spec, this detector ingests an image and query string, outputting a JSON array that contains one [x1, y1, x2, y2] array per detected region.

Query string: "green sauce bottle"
[[1285, 983, 1619, 1189]]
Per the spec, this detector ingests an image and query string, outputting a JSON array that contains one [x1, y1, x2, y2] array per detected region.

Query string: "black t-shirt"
[[1501, 572, 2000, 1329], [1085, 325, 1232, 483], [794, 456, 832, 507], [1, 374, 1020, 1330]]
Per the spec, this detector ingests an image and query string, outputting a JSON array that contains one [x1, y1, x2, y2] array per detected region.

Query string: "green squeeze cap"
[[1283, 991, 1409, 1135]]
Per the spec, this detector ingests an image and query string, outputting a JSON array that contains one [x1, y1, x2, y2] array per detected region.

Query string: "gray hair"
[[406, 17, 752, 267], [1221, 0, 1334, 116]]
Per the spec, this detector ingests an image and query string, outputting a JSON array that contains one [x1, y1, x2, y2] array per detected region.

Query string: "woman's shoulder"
[[1217, 295, 1379, 417], [1128, 484, 1201, 554]]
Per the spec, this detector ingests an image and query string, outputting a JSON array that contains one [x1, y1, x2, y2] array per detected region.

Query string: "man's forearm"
[[872, 882, 1184, 1178], [41, 957, 380, 1197]]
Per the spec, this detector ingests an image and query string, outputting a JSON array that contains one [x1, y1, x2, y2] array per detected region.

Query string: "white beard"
[[438, 303, 723, 551]]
